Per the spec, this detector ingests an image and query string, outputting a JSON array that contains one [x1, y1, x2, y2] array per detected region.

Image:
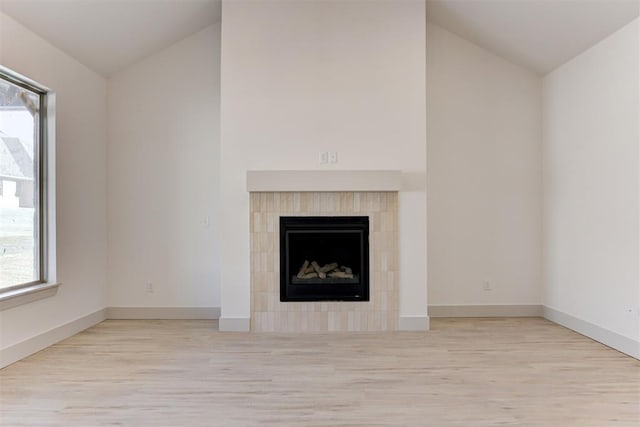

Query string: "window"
[[0, 68, 50, 295]]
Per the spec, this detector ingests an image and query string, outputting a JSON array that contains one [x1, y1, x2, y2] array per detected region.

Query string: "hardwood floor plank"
[[1, 318, 638, 426]]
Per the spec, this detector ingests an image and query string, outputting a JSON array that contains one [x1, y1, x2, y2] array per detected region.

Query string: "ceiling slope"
[[427, 0, 640, 75], [0, 0, 221, 77], [1, 1, 638, 77]]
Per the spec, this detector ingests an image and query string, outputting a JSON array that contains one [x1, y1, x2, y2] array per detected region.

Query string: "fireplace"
[[280, 216, 369, 302], [249, 191, 399, 332]]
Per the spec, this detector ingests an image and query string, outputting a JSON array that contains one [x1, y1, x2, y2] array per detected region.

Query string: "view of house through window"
[[0, 74, 43, 290]]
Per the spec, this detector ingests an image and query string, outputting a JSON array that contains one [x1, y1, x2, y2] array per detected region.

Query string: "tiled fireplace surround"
[[250, 191, 398, 332]]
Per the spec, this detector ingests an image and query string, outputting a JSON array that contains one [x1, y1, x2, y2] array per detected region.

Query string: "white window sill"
[[0, 282, 61, 311]]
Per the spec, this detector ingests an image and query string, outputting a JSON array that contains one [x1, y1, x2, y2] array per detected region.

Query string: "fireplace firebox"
[[280, 216, 369, 302]]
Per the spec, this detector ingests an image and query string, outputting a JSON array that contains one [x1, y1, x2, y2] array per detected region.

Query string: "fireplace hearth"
[[280, 216, 369, 302]]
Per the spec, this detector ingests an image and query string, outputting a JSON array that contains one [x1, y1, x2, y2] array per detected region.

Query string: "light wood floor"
[[1, 318, 638, 426]]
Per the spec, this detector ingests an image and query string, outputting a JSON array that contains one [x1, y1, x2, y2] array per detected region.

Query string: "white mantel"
[[246, 170, 403, 192]]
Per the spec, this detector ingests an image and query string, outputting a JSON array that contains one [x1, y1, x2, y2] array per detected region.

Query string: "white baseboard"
[[0, 308, 107, 368], [429, 304, 543, 318], [106, 307, 220, 319], [543, 306, 640, 360], [219, 317, 251, 332], [398, 315, 430, 331]]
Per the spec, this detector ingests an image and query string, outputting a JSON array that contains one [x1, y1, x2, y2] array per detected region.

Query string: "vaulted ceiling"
[[0, 0, 221, 77], [1, 0, 638, 77], [427, 0, 639, 74]]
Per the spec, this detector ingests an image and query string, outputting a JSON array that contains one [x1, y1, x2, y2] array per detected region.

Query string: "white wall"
[[107, 24, 221, 309], [0, 12, 108, 350], [220, 0, 427, 328], [426, 23, 543, 308], [543, 18, 640, 354]]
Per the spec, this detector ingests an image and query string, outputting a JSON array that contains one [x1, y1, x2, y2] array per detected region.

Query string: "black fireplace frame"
[[279, 216, 369, 302]]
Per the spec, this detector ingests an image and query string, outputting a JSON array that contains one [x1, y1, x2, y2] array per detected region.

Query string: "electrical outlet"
[[483, 281, 492, 291], [319, 152, 328, 164], [328, 151, 338, 163], [146, 283, 154, 293]]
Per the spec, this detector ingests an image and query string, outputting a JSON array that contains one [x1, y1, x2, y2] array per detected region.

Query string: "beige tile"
[[291, 311, 300, 331], [312, 312, 327, 330], [254, 293, 267, 312], [265, 193, 274, 212], [260, 232, 270, 252], [250, 312, 259, 332], [252, 213, 262, 233], [250, 191, 398, 332], [265, 251, 273, 273], [253, 273, 264, 292], [389, 312, 398, 330], [249, 194, 258, 214], [367, 311, 377, 330], [278, 311, 287, 331], [353, 193, 361, 212], [298, 193, 308, 212], [372, 250, 381, 274], [251, 255, 259, 275], [288, 311, 298, 331], [373, 271, 385, 290], [301, 312, 311, 332], [326, 302, 339, 312], [292, 192, 300, 212], [368, 193, 382, 212], [338, 193, 351, 213], [359, 311, 369, 331], [250, 234, 259, 252], [347, 311, 360, 331], [327, 312, 338, 331], [273, 193, 281, 212], [369, 212, 381, 232], [379, 211, 390, 232], [257, 252, 265, 273], [387, 271, 395, 291], [373, 292, 382, 311], [259, 193, 268, 211], [280, 193, 293, 212], [381, 292, 390, 311], [264, 213, 274, 232], [388, 291, 397, 311], [380, 314, 389, 330], [378, 192, 388, 211], [270, 254, 278, 273], [264, 293, 273, 312]]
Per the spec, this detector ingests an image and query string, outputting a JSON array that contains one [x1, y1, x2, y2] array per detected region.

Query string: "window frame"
[[0, 66, 58, 310]]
